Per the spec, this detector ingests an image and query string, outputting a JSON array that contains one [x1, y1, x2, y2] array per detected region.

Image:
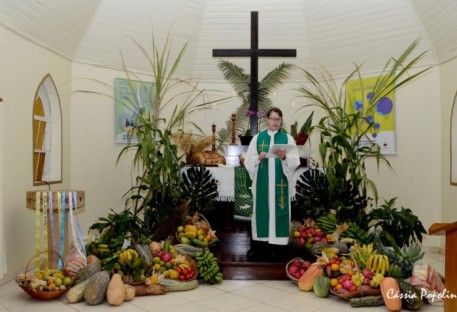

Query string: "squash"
[[66, 279, 90, 303], [350, 295, 385, 307], [397, 278, 423, 311], [107, 273, 125, 306], [313, 276, 330, 297], [380, 277, 402, 312], [84, 271, 110, 305], [124, 284, 136, 301], [74, 261, 101, 285], [298, 264, 323, 291]]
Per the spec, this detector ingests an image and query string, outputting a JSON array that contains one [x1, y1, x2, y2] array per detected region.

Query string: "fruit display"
[[286, 258, 312, 281], [16, 269, 73, 292], [85, 235, 125, 271], [289, 223, 333, 250], [112, 248, 151, 284], [195, 250, 223, 284], [376, 241, 424, 278], [176, 223, 218, 248]]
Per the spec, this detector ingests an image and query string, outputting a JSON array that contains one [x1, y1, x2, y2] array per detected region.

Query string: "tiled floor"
[[0, 252, 445, 312]]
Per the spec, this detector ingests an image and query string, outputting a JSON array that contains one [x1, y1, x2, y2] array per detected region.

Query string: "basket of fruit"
[[16, 250, 74, 300], [175, 213, 218, 249], [330, 272, 381, 300], [285, 257, 312, 284]]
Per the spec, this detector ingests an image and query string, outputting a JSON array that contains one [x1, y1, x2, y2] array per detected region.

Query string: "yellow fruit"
[[185, 231, 197, 239], [293, 231, 300, 238], [330, 278, 338, 287], [54, 277, 63, 287], [63, 277, 72, 287], [177, 226, 184, 233], [168, 269, 179, 280], [153, 263, 161, 271]]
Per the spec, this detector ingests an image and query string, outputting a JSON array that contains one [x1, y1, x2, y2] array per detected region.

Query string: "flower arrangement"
[[291, 111, 314, 145]]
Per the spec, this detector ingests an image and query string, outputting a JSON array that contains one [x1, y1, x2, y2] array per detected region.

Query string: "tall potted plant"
[[115, 34, 219, 240], [294, 40, 430, 223]]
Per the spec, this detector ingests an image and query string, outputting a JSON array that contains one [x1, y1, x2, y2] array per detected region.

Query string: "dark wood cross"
[[213, 11, 296, 135]]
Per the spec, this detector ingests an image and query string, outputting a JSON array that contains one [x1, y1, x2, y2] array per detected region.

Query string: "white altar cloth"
[[207, 166, 309, 202]]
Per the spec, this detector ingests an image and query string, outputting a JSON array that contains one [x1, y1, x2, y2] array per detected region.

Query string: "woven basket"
[[285, 257, 310, 284], [330, 288, 381, 301], [16, 250, 73, 300], [174, 244, 208, 257], [175, 213, 218, 248]]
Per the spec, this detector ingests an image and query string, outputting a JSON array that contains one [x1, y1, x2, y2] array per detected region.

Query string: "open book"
[[265, 144, 295, 158]]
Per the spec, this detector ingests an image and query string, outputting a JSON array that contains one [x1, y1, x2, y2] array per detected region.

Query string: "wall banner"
[[345, 76, 396, 154], [114, 78, 154, 144]]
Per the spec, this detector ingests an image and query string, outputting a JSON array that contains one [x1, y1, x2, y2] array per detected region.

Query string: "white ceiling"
[[1, 0, 457, 81]]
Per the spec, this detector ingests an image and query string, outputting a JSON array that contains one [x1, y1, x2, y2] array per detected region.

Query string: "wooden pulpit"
[[429, 221, 457, 312]]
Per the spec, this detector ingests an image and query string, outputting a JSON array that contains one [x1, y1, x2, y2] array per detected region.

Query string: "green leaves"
[[295, 40, 430, 220]]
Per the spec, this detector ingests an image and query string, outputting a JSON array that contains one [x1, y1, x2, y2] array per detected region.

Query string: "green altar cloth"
[[234, 166, 253, 217]]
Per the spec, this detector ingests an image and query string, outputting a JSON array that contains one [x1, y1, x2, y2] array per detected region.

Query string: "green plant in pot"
[[294, 40, 430, 223], [115, 35, 220, 240]]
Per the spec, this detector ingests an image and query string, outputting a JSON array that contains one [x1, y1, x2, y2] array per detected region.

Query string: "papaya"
[[298, 264, 323, 291], [313, 276, 330, 297]]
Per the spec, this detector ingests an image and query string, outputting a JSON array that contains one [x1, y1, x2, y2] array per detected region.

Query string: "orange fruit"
[[330, 278, 338, 287]]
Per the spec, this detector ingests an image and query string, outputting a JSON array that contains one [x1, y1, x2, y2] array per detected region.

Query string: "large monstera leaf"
[[181, 165, 219, 214], [294, 168, 330, 219]]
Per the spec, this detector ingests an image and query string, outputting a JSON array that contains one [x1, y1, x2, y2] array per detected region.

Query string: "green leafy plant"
[[295, 40, 430, 222], [368, 197, 427, 248], [180, 164, 219, 215], [215, 60, 293, 151], [291, 111, 314, 145]]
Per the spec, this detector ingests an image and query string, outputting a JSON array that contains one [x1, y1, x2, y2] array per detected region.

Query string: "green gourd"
[[313, 276, 330, 297], [396, 278, 424, 311]]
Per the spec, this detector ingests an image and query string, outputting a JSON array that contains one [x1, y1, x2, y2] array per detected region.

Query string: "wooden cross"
[[213, 11, 296, 135]]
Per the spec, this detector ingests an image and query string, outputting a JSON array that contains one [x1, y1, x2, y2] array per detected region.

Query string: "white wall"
[[0, 26, 72, 282], [440, 58, 457, 225]]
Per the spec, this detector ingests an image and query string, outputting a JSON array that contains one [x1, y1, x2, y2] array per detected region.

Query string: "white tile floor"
[[0, 252, 445, 312]]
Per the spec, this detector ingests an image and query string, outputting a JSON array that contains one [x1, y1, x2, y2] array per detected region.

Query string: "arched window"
[[33, 74, 62, 185]]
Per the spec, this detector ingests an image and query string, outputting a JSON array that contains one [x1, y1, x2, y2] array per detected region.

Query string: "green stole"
[[255, 130, 289, 238]]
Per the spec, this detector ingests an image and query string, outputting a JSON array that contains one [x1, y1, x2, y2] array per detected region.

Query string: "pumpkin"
[[298, 264, 323, 291], [84, 271, 110, 305], [313, 276, 330, 297], [380, 277, 402, 312], [74, 261, 101, 285], [124, 284, 136, 301], [107, 273, 125, 306]]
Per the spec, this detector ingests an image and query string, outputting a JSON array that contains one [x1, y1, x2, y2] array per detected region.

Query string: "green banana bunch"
[[316, 214, 337, 234], [195, 250, 223, 284], [340, 222, 371, 244]]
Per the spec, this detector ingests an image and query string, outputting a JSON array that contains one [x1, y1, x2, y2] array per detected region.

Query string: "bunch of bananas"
[[316, 214, 337, 234], [339, 222, 371, 244], [195, 250, 223, 284], [366, 254, 390, 276], [119, 249, 139, 263], [376, 241, 424, 278], [369, 272, 384, 288], [351, 242, 376, 270]]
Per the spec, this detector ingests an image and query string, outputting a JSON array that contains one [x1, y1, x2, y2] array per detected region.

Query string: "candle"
[[291, 102, 295, 124], [212, 103, 216, 124]]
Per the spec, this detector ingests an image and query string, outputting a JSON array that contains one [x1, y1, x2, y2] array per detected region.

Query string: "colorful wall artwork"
[[345, 76, 396, 154], [114, 78, 154, 144]]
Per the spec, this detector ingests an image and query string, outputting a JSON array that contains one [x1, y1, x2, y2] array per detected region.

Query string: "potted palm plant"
[[215, 60, 293, 150]]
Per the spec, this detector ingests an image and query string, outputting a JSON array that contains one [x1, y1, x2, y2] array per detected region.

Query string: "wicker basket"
[[175, 213, 218, 248], [285, 257, 311, 284], [330, 287, 381, 301], [16, 250, 73, 300]]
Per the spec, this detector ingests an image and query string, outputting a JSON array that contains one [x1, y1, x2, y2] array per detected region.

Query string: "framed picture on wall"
[[345, 76, 396, 155], [114, 78, 154, 144]]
